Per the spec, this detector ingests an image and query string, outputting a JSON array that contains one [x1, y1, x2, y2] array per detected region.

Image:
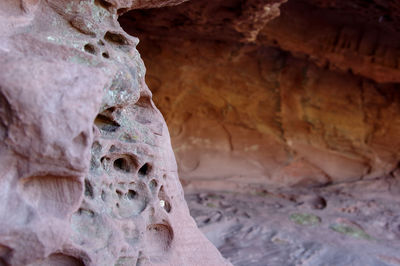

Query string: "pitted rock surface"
[[0, 0, 229, 265]]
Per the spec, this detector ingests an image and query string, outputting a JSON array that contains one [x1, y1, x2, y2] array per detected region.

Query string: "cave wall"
[[0, 0, 228, 265], [120, 0, 400, 190], [2, 0, 400, 263]]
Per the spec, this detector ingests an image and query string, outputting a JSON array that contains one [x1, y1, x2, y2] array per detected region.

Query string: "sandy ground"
[[185, 175, 400, 266]]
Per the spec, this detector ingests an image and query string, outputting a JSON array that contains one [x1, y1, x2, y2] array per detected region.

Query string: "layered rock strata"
[[120, 0, 400, 189], [0, 0, 228, 265]]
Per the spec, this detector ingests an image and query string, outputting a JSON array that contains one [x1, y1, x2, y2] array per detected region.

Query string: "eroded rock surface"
[[120, 0, 400, 189], [0, 0, 228, 265]]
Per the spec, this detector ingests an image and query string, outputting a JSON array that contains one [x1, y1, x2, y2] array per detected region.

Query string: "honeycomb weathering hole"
[[84, 179, 94, 199], [115, 187, 147, 217], [104, 31, 130, 45], [127, 189, 137, 199], [94, 114, 120, 132], [138, 163, 150, 176], [146, 223, 174, 260], [149, 179, 158, 190], [20, 175, 82, 218], [84, 43, 97, 55], [113, 158, 130, 172], [94, 0, 113, 9], [102, 52, 110, 58], [158, 186, 171, 213]]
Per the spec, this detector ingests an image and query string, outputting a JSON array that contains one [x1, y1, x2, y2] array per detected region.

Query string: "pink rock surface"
[[0, 0, 229, 265]]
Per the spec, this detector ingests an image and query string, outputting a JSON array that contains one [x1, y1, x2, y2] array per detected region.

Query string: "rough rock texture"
[[0, 0, 228, 265], [120, 0, 400, 189], [186, 175, 400, 265], [122, 0, 400, 83]]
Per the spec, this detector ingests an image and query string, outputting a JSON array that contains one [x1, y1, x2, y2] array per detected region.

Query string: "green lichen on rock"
[[290, 213, 321, 226], [330, 224, 372, 240]]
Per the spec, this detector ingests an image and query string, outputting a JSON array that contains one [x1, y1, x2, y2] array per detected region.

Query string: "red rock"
[[0, 0, 229, 265], [120, 0, 400, 189]]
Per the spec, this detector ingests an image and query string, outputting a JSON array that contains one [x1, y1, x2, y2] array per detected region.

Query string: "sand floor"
[[186, 176, 400, 266]]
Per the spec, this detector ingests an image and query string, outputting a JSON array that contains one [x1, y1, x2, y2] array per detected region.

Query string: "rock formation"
[[120, 0, 400, 190], [118, 2, 400, 264], [2, 0, 400, 264], [0, 0, 228, 265]]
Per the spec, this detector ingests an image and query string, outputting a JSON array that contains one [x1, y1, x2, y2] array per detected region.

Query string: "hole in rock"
[[127, 189, 138, 199], [94, 114, 120, 132], [158, 186, 171, 213], [91, 141, 102, 153], [95, 0, 112, 9], [114, 187, 147, 217], [149, 179, 158, 190], [116, 189, 123, 198], [102, 52, 110, 58], [103, 106, 116, 113], [104, 31, 130, 45], [0, 93, 11, 141], [100, 156, 110, 170], [114, 158, 130, 172], [84, 43, 97, 54], [77, 208, 95, 217], [109, 145, 117, 152], [310, 195, 327, 210], [138, 163, 150, 176]]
